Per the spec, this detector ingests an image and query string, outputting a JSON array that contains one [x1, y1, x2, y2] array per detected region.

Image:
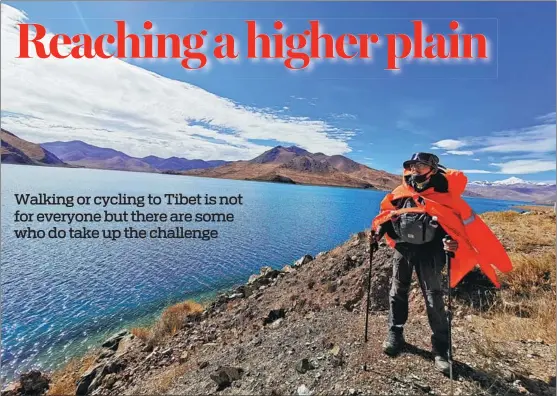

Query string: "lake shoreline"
[[1, 203, 540, 386], [0, 164, 537, 388], [6, 205, 555, 396]]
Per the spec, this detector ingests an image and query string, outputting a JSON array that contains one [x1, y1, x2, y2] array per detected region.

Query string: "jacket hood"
[[445, 169, 468, 196]]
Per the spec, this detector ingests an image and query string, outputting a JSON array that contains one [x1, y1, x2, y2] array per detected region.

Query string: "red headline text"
[[17, 19, 490, 71]]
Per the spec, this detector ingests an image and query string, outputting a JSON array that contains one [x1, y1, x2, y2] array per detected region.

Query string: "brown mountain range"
[[0, 129, 67, 167], [2, 130, 550, 202], [181, 146, 402, 190]]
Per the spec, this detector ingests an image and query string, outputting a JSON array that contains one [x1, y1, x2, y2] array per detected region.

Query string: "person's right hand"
[[369, 228, 381, 251]]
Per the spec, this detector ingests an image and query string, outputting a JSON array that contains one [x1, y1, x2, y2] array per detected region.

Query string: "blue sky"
[[1, 1, 555, 182]]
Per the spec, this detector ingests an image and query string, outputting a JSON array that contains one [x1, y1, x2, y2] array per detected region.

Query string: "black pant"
[[388, 244, 449, 356]]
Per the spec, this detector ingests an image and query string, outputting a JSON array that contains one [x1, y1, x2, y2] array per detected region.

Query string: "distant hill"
[[182, 146, 402, 190], [1, 129, 67, 167], [4, 130, 553, 203], [466, 177, 556, 204], [40, 140, 229, 173], [469, 177, 555, 187], [40, 140, 153, 172], [140, 155, 228, 171]]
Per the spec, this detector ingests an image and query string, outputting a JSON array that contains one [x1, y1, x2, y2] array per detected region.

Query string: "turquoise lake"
[[0, 164, 529, 382]]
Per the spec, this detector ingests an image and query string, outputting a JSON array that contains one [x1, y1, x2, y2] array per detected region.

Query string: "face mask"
[[410, 172, 431, 184]]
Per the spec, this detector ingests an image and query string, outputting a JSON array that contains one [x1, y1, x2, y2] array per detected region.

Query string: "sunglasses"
[[409, 162, 431, 171]]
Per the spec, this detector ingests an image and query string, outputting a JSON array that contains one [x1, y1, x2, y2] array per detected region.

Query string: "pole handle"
[[443, 235, 456, 259]]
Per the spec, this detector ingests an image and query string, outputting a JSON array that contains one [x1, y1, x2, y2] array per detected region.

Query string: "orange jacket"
[[372, 169, 513, 288]]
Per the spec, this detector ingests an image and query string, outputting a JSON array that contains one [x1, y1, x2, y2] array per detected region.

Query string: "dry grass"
[[471, 208, 556, 345], [328, 245, 345, 258], [514, 205, 555, 214], [131, 300, 204, 349], [130, 327, 151, 341], [133, 363, 192, 395], [480, 292, 556, 343], [502, 251, 556, 296], [47, 301, 203, 395], [47, 352, 99, 396], [480, 210, 555, 253]]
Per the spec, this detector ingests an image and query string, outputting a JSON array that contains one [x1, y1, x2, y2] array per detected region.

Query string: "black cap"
[[403, 152, 445, 170]]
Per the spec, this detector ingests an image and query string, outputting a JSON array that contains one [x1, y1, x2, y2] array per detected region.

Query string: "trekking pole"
[[443, 236, 456, 394], [364, 229, 375, 343]]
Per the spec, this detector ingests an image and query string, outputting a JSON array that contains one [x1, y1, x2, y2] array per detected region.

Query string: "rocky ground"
[[3, 227, 556, 396]]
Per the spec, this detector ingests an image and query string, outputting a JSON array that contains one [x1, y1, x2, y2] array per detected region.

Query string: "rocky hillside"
[[0, 129, 66, 166], [5, 208, 555, 396], [183, 146, 401, 191]]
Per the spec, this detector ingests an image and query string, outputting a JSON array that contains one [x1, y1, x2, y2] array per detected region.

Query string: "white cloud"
[[489, 159, 556, 175], [0, 4, 354, 161], [431, 139, 467, 150], [433, 117, 555, 156], [332, 113, 357, 120], [446, 150, 474, 156], [463, 159, 555, 174], [476, 123, 555, 153], [433, 114, 556, 176], [472, 158, 481, 161], [432, 114, 556, 157], [536, 112, 556, 124]]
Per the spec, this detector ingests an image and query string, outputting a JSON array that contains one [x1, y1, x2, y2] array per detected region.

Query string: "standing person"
[[369, 152, 458, 375]]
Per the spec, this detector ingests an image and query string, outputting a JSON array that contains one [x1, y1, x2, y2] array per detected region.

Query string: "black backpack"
[[391, 197, 440, 244]]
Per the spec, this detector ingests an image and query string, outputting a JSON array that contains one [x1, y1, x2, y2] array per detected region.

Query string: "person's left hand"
[[443, 238, 458, 252]]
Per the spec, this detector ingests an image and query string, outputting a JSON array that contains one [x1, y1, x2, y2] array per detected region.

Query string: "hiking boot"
[[435, 355, 451, 376], [382, 330, 405, 356]]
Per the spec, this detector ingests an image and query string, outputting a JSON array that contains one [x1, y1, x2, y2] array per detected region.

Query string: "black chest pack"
[[391, 197, 440, 245]]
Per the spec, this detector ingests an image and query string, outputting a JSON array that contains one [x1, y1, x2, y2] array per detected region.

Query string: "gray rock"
[[210, 366, 244, 390], [295, 359, 315, 374], [413, 382, 431, 393], [102, 374, 117, 389], [76, 364, 103, 395], [297, 384, 312, 395], [294, 255, 314, 267], [268, 318, 283, 329], [101, 330, 129, 351], [98, 348, 115, 360], [248, 274, 260, 284], [263, 308, 285, 325], [160, 348, 173, 357], [19, 370, 50, 395], [0, 381, 20, 396]]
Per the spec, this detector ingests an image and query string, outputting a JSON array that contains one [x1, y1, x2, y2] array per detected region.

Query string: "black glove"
[[369, 226, 384, 252], [442, 236, 456, 258]]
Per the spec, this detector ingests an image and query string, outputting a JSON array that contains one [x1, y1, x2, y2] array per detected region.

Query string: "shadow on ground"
[[403, 344, 555, 396]]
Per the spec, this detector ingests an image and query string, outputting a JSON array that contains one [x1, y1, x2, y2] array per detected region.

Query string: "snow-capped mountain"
[[466, 177, 556, 204], [469, 177, 556, 187]]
